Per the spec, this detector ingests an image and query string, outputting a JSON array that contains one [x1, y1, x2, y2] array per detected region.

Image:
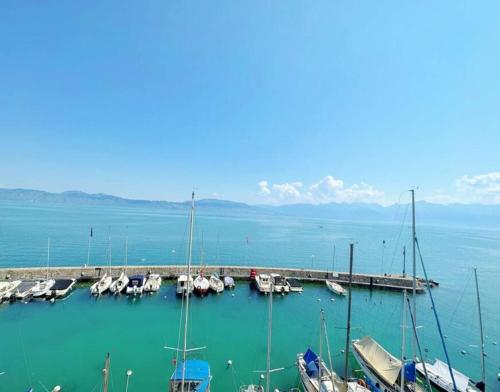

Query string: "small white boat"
[[223, 276, 235, 289], [176, 274, 194, 296], [209, 272, 224, 294], [126, 275, 146, 295], [326, 280, 347, 296], [90, 273, 113, 295], [144, 273, 162, 293], [0, 280, 21, 301], [240, 386, 264, 392], [271, 274, 289, 294], [16, 280, 41, 300], [194, 273, 210, 296], [32, 279, 56, 298], [255, 274, 272, 293], [48, 278, 76, 298], [416, 359, 481, 392], [286, 278, 303, 292], [109, 272, 129, 294]]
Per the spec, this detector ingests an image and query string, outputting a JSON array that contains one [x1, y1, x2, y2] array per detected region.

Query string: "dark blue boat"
[[170, 359, 211, 391]]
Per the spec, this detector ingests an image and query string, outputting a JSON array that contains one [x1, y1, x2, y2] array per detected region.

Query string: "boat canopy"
[[419, 359, 470, 392], [353, 336, 402, 386], [171, 359, 210, 381]]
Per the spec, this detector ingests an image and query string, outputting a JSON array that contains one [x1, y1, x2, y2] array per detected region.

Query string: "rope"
[[14, 303, 33, 388]]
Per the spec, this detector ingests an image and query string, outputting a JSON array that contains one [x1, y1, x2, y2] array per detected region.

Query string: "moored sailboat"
[[325, 280, 346, 296], [0, 280, 21, 301], [32, 238, 55, 298], [168, 192, 212, 391], [110, 239, 129, 294], [194, 272, 209, 296], [144, 273, 162, 293], [209, 272, 224, 294]]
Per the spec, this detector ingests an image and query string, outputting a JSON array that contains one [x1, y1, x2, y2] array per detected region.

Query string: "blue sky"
[[1, 1, 499, 205]]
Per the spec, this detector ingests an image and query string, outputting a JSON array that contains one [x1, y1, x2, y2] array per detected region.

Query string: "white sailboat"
[[325, 280, 346, 296], [144, 273, 162, 293], [167, 192, 212, 391], [194, 273, 210, 296], [110, 239, 130, 294], [209, 272, 224, 294], [90, 235, 113, 295], [32, 238, 55, 298]]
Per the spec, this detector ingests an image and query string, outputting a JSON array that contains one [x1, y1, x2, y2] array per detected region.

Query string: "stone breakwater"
[[0, 265, 430, 292]]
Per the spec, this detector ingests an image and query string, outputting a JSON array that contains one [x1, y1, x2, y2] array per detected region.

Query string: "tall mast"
[[318, 310, 322, 387], [410, 189, 417, 360], [46, 237, 50, 280], [332, 242, 336, 274], [474, 268, 485, 389], [87, 228, 92, 267], [125, 237, 128, 268], [402, 246, 406, 278], [344, 243, 354, 386], [265, 280, 273, 392], [181, 191, 195, 392], [400, 289, 407, 392], [102, 352, 110, 392]]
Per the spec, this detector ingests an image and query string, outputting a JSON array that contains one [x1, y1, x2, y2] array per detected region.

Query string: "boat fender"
[[357, 379, 367, 388]]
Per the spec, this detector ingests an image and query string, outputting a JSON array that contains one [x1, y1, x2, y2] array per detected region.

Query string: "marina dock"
[[0, 265, 430, 293]]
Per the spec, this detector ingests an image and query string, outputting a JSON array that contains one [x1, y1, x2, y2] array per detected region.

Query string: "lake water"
[[0, 201, 499, 391]]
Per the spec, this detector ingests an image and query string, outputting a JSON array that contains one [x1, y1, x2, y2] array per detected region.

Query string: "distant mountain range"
[[1, 188, 499, 227]]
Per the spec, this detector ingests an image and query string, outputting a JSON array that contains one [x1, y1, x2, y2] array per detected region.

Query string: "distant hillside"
[[1, 188, 499, 227]]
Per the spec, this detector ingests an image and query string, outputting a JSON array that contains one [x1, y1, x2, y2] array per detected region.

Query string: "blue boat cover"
[[171, 359, 210, 381], [303, 348, 319, 378], [404, 362, 416, 382]]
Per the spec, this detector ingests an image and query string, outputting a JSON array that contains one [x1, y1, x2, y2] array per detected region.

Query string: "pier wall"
[[0, 265, 427, 293]]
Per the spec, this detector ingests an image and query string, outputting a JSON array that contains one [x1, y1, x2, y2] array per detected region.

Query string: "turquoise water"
[[0, 201, 499, 391]]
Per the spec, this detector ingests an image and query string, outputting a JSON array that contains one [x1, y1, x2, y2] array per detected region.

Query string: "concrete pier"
[[0, 265, 430, 293]]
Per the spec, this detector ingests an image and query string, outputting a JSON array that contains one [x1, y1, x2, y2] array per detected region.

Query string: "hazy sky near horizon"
[[1, 1, 499, 205]]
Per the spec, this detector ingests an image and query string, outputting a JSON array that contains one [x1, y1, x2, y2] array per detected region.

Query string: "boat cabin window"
[[170, 380, 201, 391]]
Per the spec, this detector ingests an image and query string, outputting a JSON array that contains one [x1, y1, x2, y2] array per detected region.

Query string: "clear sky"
[[1, 1, 499, 205]]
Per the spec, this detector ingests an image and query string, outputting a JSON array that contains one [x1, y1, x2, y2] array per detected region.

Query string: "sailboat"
[[144, 273, 162, 293], [90, 235, 113, 295], [209, 272, 224, 294], [32, 238, 56, 298], [168, 192, 212, 391], [415, 267, 486, 392], [110, 239, 130, 294], [325, 280, 346, 296], [299, 244, 370, 392], [194, 235, 210, 296]]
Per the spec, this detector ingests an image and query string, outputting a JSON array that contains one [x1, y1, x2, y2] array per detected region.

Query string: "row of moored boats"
[[0, 278, 76, 302]]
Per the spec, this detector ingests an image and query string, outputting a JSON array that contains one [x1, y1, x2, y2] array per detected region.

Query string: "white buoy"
[[317, 298, 321, 302], [52, 386, 61, 392], [260, 374, 265, 380], [330, 298, 334, 302], [341, 349, 345, 354], [493, 341, 497, 346], [461, 350, 467, 355], [126, 369, 133, 376], [227, 360, 233, 367], [231, 293, 235, 297], [50, 298, 55, 304]]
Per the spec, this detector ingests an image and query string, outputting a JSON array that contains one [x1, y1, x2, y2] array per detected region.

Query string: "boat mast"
[[410, 189, 417, 360], [87, 228, 92, 267], [400, 289, 406, 392], [318, 310, 322, 388], [181, 191, 195, 392], [102, 352, 110, 392], [343, 243, 354, 386], [125, 237, 128, 269], [474, 267, 485, 390], [265, 280, 273, 392], [46, 237, 51, 280], [332, 242, 336, 274]]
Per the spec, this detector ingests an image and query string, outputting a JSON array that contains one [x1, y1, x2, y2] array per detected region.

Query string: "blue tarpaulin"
[[404, 362, 416, 383]]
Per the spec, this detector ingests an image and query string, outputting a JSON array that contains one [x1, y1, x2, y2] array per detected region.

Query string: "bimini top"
[[353, 336, 402, 386], [171, 359, 210, 381]]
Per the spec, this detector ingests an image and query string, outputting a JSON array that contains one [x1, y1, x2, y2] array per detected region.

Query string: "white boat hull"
[[144, 274, 162, 292], [90, 275, 113, 295], [326, 280, 347, 296]]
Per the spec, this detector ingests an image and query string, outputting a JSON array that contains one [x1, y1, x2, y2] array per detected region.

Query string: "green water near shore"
[[0, 281, 498, 391]]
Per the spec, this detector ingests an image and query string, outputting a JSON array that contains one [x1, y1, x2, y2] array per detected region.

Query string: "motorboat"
[[286, 278, 303, 292], [254, 273, 272, 294], [326, 280, 347, 296], [271, 274, 289, 294], [209, 272, 224, 294], [48, 278, 76, 298], [194, 273, 210, 296], [170, 359, 211, 392], [15, 280, 41, 300], [176, 274, 194, 296], [110, 271, 129, 294], [0, 280, 21, 301], [31, 279, 56, 298], [144, 273, 162, 293], [126, 275, 146, 295], [297, 348, 370, 392], [223, 276, 235, 289], [90, 273, 113, 295], [240, 386, 263, 392]]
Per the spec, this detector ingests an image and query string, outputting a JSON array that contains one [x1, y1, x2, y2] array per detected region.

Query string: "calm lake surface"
[[0, 201, 499, 391]]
